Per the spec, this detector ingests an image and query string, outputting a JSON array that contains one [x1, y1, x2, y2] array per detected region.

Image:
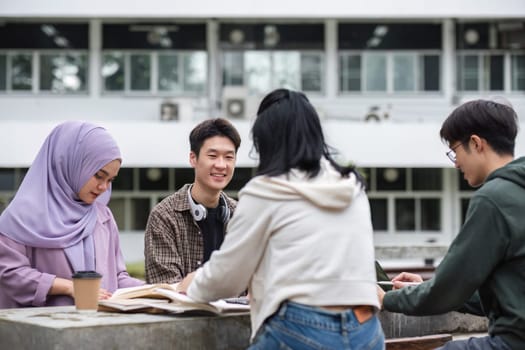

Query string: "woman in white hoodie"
[[178, 88, 384, 349]]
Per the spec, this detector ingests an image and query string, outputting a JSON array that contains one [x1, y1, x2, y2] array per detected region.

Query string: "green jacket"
[[384, 157, 525, 349]]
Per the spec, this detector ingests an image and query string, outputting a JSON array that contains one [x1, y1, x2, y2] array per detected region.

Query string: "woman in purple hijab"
[[0, 121, 144, 308]]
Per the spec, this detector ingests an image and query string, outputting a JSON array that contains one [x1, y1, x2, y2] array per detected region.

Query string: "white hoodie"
[[187, 159, 379, 340]]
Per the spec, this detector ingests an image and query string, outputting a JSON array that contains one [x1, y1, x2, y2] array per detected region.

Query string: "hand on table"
[[176, 271, 196, 294]]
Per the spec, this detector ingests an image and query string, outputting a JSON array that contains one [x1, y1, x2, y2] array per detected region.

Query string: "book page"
[[153, 288, 250, 314], [111, 283, 179, 300], [99, 284, 249, 315], [99, 298, 170, 312]]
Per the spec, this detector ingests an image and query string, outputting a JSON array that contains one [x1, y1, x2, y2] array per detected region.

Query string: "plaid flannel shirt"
[[144, 184, 236, 283]]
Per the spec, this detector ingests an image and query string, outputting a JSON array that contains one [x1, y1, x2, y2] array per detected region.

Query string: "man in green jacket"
[[378, 99, 525, 349]]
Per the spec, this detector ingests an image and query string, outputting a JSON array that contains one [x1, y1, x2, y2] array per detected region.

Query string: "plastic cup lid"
[[72, 270, 102, 279]]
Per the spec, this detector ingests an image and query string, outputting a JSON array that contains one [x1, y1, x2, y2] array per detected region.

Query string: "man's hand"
[[391, 272, 423, 290], [176, 271, 196, 293]]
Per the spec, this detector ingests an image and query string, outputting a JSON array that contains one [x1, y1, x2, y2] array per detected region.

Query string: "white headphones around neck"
[[187, 185, 230, 223]]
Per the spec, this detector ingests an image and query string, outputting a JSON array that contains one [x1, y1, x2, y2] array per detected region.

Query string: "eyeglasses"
[[446, 142, 464, 163]]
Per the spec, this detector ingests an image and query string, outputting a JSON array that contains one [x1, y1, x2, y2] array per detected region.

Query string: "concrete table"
[[0, 306, 488, 350], [0, 306, 251, 350]]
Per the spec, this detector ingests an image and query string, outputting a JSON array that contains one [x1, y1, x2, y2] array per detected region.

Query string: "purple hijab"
[[0, 121, 121, 271]]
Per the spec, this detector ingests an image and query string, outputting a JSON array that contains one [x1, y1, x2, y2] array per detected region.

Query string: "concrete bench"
[[386, 334, 453, 350]]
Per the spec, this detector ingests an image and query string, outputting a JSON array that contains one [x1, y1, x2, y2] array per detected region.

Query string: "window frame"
[[364, 167, 447, 246], [100, 50, 208, 96], [0, 49, 89, 94], [221, 49, 325, 95], [338, 50, 442, 94], [456, 50, 525, 92]]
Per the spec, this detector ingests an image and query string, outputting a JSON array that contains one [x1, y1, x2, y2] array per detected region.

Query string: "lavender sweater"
[[0, 203, 144, 308]]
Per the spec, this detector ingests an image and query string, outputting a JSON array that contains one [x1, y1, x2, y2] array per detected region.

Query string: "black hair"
[[251, 88, 363, 183], [440, 99, 518, 156], [189, 118, 241, 157]]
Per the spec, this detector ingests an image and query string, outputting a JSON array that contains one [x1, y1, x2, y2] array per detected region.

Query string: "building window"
[[102, 51, 207, 95], [339, 55, 361, 91], [376, 168, 406, 191], [0, 54, 6, 90], [366, 54, 387, 91], [130, 54, 151, 91], [512, 54, 525, 90], [0, 23, 89, 94], [456, 22, 525, 92], [222, 50, 323, 94], [174, 168, 195, 190], [458, 172, 475, 225], [225, 167, 256, 197], [456, 53, 505, 91], [395, 198, 415, 230], [139, 168, 170, 191], [364, 168, 443, 235], [393, 54, 416, 91], [370, 198, 388, 231], [102, 52, 124, 91], [112, 167, 134, 191], [460, 198, 471, 225], [338, 22, 441, 94], [420, 198, 441, 230], [0, 168, 28, 215], [109, 198, 126, 229], [220, 23, 324, 95], [10, 53, 33, 91], [339, 52, 441, 93], [131, 198, 150, 230], [158, 52, 206, 93], [0, 169, 15, 191], [413, 168, 442, 191], [40, 53, 88, 92], [102, 23, 207, 96], [339, 23, 442, 50]]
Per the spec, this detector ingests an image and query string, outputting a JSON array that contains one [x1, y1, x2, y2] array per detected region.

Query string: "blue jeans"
[[248, 301, 385, 350], [436, 335, 511, 350]]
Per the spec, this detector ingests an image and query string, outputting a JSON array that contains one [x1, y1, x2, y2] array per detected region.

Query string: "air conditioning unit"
[[364, 105, 391, 122], [225, 98, 246, 119], [160, 101, 178, 121], [222, 86, 249, 119]]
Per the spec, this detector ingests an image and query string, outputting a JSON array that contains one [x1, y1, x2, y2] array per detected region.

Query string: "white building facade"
[[0, 0, 524, 263]]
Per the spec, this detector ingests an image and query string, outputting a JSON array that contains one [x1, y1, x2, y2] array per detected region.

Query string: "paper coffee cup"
[[72, 271, 102, 312]]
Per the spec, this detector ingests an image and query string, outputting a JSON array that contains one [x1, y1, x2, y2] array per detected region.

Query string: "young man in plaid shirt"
[[144, 118, 241, 283]]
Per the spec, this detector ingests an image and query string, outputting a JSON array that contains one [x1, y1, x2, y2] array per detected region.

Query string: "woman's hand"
[[176, 271, 196, 293], [50, 277, 75, 297], [98, 288, 112, 300], [391, 272, 423, 290]]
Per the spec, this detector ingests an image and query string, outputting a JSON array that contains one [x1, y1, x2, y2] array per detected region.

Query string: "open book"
[[99, 283, 250, 315]]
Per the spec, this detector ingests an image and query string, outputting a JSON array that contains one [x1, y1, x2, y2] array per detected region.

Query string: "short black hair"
[[252, 88, 362, 183], [440, 99, 518, 156], [189, 118, 241, 157]]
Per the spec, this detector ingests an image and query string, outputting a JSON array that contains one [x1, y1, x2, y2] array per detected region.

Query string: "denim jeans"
[[436, 335, 511, 350], [248, 301, 385, 350]]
